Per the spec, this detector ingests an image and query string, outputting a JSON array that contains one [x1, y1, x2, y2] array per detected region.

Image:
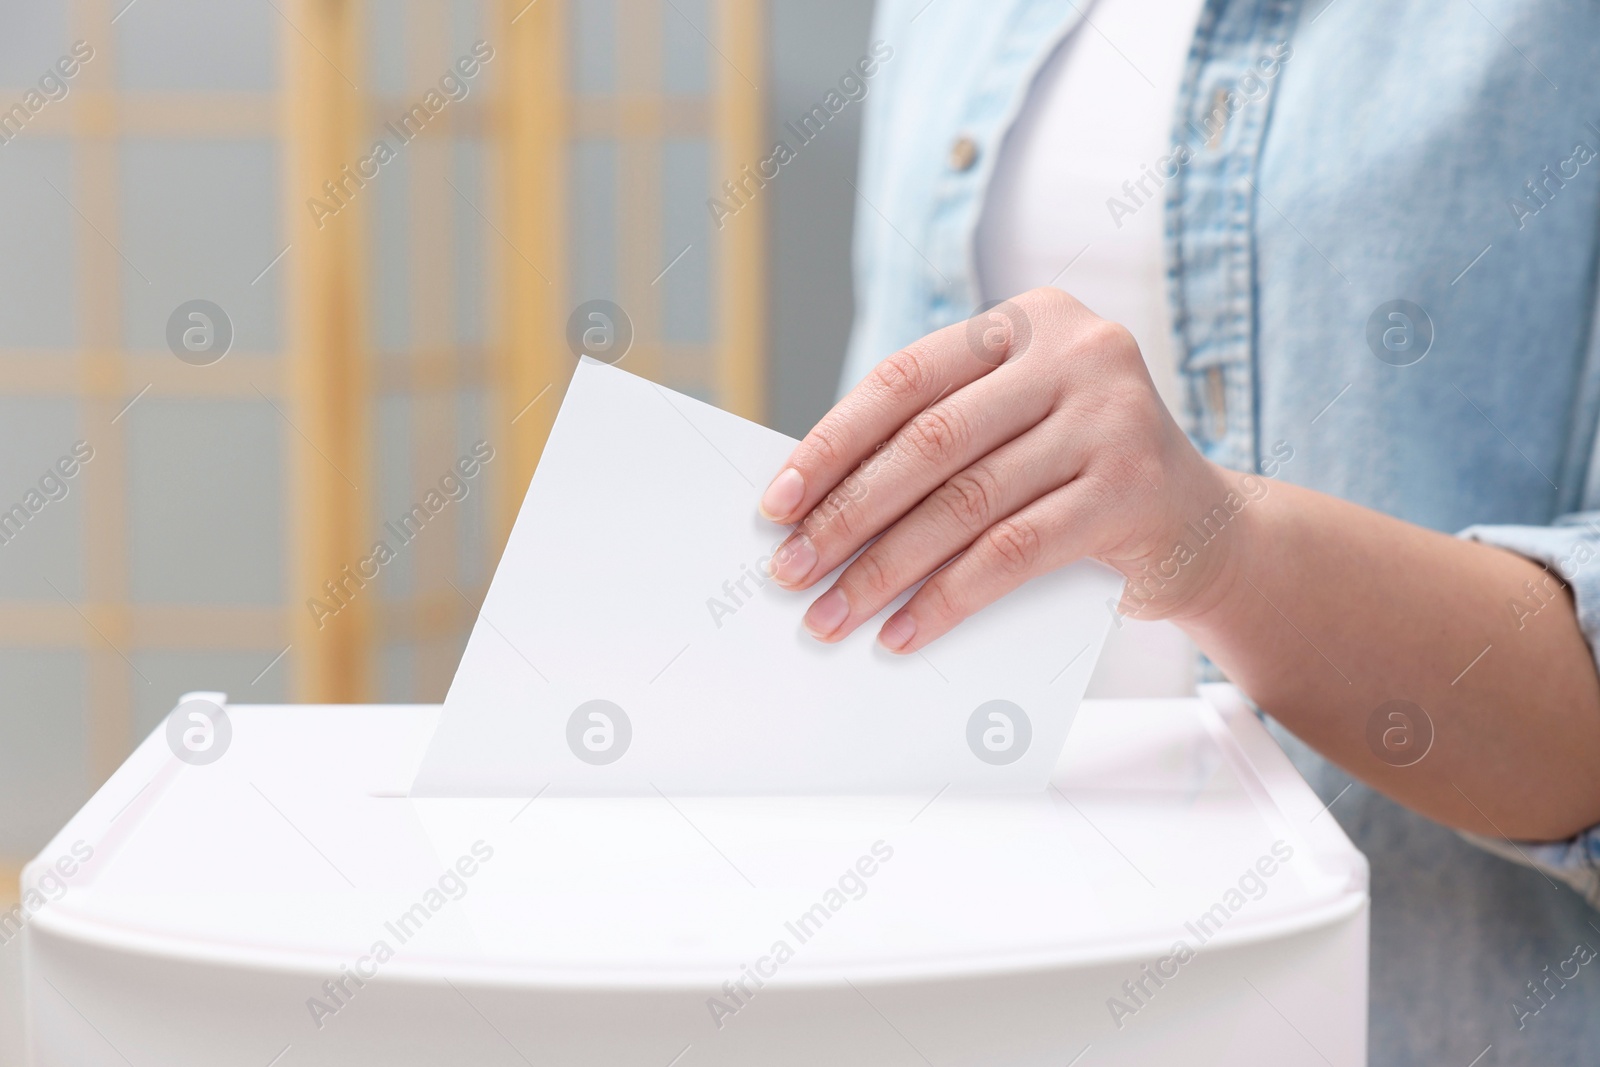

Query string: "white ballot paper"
[[411, 358, 1123, 797]]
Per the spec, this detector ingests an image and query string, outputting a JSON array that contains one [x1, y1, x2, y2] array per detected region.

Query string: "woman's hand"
[[757, 286, 1600, 839], [758, 286, 1247, 654]]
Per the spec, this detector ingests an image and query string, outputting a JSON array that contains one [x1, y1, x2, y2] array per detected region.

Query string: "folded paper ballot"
[[410, 358, 1123, 797]]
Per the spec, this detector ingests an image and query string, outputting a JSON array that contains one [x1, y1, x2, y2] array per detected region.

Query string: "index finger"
[[758, 311, 1016, 524]]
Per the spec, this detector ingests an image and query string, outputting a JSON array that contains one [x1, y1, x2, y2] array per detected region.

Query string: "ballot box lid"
[[26, 685, 1366, 988]]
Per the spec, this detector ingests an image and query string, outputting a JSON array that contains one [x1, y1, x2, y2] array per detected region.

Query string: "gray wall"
[[766, 0, 875, 437]]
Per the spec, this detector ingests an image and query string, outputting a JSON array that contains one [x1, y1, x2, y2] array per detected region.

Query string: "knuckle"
[[902, 406, 969, 466], [918, 576, 966, 625], [1028, 285, 1077, 316], [848, 547, 897, 603], [873, 346, 934, 404], [860, 440, 898, 479], [801, 422, 845, 470], [834, 469, 871, 509], [986, 517, 1043, 572], [938, 468, 1001, 531], [1086, 319, 1141, 364], [1103, 380, 1165, 443], [804, 484, 860, 542]]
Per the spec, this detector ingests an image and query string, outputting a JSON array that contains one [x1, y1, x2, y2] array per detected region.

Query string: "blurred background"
[[0, 0, 874, 1014]]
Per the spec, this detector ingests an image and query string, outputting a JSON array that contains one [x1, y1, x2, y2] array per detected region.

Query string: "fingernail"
[[878, 611, 916, 653], [759, 467, 805, 521], [803, 588, 850, 638], [768, 534, 817, 586]]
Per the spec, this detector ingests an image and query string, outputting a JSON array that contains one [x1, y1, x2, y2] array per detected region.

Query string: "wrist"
[[1115, 462, 1267, 624], [1168, 465, 1280, 637]]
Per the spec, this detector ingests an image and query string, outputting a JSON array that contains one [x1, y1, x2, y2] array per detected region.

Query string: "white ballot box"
[[19, 683, 1367, 1066]]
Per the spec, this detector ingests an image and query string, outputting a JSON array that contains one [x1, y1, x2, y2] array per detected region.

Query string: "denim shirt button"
[[947, 135, 980, 172]]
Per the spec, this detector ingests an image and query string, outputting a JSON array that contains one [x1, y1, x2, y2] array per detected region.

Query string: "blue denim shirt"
[[843, 0, 1600, 1060]]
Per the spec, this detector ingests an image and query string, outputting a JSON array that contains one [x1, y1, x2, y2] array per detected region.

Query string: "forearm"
[[764, 286, 1600, 841], [1176, 472, 1600, 841]]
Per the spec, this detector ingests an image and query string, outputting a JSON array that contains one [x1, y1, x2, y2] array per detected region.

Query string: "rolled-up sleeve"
[[1458, 513, 1600, 908], [1464, 515, 1600, 643]]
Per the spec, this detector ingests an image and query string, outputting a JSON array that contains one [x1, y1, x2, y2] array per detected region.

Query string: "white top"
[[28, 695, 1364, 985], [975, 0, 1207, 698], [976, 0, 1206, 414]]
